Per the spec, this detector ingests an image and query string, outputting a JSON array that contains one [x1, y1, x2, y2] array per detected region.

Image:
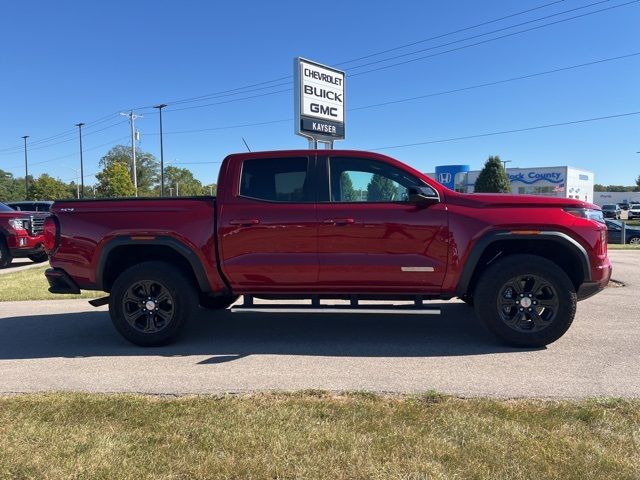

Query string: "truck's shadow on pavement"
[[0, 303, 537, 362]]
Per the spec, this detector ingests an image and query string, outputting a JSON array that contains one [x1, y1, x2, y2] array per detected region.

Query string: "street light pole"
[[75, 123, 85, 198], [154, 104, 167, 196], [501, 160, 512, 170], [21, 136, 29, 198]]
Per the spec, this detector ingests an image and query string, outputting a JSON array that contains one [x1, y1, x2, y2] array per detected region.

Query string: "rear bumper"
[[45, 268, 81, 294]]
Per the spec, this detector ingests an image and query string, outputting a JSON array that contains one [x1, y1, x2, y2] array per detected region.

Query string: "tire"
[[473, 254, 576, 348], [199, 294, 239, 310], [109, 261, 198, 347], [628, 236, 640, 245], [0, 237, 12, 269], [28, 252, 49, 263]]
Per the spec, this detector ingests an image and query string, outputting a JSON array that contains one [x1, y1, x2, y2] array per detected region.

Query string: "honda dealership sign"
[[294, 57, 345, 144]]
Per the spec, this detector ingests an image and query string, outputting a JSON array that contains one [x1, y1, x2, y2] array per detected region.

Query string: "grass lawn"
[[0, 265, 101, 301], [0, 393, 638, 479], [608, 243, 640, 250]]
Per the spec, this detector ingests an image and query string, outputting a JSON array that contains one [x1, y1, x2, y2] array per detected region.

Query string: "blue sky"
[[0, 0, 638, 187]]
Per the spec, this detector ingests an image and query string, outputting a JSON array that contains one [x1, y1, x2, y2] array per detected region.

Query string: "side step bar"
[[231, 306, 441, 315], [230, 295, 441, 315]]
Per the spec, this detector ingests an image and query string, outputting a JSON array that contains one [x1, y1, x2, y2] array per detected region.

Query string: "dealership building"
[[428, 165, 595, 203]]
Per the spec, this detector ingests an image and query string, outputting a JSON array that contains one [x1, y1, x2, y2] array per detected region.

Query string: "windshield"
[[602, 205, 616, 209], [0, 203, 15, 213]]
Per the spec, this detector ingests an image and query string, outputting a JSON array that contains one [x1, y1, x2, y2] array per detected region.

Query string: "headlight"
[[564, 208, 604, 223], [8, 218, 26, 230]]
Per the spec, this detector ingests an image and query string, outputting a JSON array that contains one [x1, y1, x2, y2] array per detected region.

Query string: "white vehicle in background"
[[629, 203, 640, 220]]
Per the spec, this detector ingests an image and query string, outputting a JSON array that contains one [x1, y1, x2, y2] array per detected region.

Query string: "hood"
[[443, 190, 597, 210]]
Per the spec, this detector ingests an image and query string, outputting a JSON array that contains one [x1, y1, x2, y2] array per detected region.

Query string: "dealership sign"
[[294, 57, 345, 143], [508, 170, 564, 184]]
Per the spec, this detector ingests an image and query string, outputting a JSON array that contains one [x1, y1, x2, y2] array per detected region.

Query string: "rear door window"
[[240, 157, 313, 202]]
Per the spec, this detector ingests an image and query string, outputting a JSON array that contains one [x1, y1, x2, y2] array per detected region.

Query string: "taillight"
[[43, 216, 59, 254]]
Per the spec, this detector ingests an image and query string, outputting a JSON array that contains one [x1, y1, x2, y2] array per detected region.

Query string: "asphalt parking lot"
[[0, 250, 637, 398]]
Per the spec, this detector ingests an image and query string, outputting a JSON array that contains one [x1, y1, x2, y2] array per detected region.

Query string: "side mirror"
[[407, 186, 440, 205]]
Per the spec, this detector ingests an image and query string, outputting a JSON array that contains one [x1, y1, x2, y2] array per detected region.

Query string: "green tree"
[[28, 174, 73, 200], [0, 170, 22, 202], [164, 166, 203, 196], [99, 145, 159, 195], [594, 184, 637, 192], [340, 172, 357, 201], [95, 162, 136, 198], [474, 156, 511, 193], [636, 175, 640, 191], [367, 174, 398, 201], [203, 183, 217, 196]]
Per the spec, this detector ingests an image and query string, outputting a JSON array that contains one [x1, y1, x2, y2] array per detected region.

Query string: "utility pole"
[[154, 104, 167, 196], [502, 160, 512, 170], [75, 123, 85, 198], [120, 110, 143, 196], [21, 136, 29, 198], [175, 182, 179, 196]]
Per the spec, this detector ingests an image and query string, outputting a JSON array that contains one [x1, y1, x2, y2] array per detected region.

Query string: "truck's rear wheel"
[[109, 261, 197, 346], [199, 294, 239, 310], [0, 238, 12, 269], [474, 254, 576, 347]]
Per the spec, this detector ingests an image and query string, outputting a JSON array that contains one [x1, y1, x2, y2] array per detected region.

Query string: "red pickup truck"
[[43, 150, 611, 348], [0, 202, 48, 268]]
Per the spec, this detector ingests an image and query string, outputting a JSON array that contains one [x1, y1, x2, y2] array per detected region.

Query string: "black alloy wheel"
[[497, 274, 559, 333], [121, 279, 175, 334]]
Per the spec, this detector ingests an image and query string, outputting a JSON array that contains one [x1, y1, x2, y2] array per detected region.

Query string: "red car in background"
[[0, 202, 48, 267]]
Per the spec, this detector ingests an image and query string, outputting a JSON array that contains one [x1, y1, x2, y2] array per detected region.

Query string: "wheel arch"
[[97, 236, 211, 294], [457, 231, 591, 298]]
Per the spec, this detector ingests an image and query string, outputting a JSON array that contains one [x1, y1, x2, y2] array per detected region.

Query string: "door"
[[218, 155, 319, 292], [316, 155, 449, 293]]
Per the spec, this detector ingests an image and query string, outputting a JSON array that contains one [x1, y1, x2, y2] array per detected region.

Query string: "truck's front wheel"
[[474, 254, 577, 347], [0, 237, 12, 269], [109, 261, 197, 346]]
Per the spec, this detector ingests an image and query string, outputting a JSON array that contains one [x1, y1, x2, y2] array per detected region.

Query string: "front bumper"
[[577, 257, 612, 301], [45, 268, 81, 294], [7, 231, 45, 256]]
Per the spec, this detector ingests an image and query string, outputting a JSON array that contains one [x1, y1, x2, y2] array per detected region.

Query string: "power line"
[[370, 110, 640, 151], [138, 52, 639, 136], [1, 0, 635, 153], [346, 0, 612, 71], [63, 110, 640, 182], [141, 0, 640, 114], [141, 0, 568, 109], [349, 0, 639, 77], [336, 0, 568, 66], [0, 112, 122, 154], [349, 52, 640, 111], [5, 135, 130, 171]]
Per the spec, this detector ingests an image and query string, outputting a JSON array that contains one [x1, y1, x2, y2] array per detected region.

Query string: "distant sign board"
[[294, 57, 345, 143]]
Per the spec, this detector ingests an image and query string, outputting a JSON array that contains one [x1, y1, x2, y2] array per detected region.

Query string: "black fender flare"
[[455, 230, 591, 297], [96, 236, 211, 293]]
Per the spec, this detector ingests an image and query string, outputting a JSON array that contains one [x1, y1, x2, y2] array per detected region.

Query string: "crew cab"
[[43, 150, 611, 347], [0, 202, 48, 268]]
